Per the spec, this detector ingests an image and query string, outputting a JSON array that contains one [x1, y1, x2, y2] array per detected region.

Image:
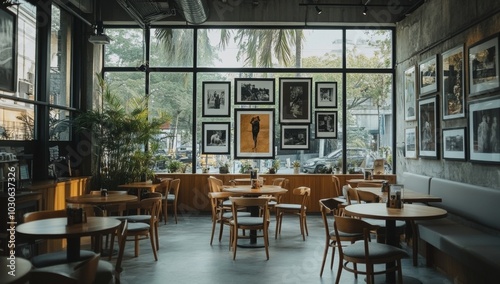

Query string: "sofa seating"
[[416, 177, 500, 280], [401, 172, 431, 195]]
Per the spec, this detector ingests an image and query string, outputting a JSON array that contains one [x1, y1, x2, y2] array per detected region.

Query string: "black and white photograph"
[[0, 8, 16, 92], [469, 35, 500, 96], [279, 77, 312, 123], [202, 81, 231, 117], [419, 55, 438, 96], [442, 128, 466, 161], [418, 96, 439, 159], [281, 125, 310, 150], [315, 111, 337, 138], [234, 78, 274, 104], [469, 97, 500, 164], [405, 127, 417, 159], [201, 122, 230, 154], [442, 45, 465, 120], [404, 66, 417, 121], [315, 82, 337, 108]]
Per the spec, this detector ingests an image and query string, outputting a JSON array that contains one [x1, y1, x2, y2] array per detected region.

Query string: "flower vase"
[[293, 167, 300, 174]]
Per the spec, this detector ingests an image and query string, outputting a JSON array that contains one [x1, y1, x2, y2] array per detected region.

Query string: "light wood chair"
[[94, 219, 128, 284], [275, 186, 311, 241], [265, 178, 288, 209], [333, 215, 407, 284], [124, 194, 161, 260], [152, 179, 171, 224], [30, 253, 100, 284], [229, 197, 271, 260], [331, 175, 342, 197], [319, 198, 363, 277], [166, 179, 181, 223]]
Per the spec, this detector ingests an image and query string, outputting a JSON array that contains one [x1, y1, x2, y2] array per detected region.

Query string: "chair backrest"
[[292, 187, 311, 210], [346, 186, 358, 205], [154, 179, 171, 196], [139, 195, 162, 223], [334, 215, 378, 242], [208, 176, 224, 192], [169, 179, 181, 196], [272, 178, 288, 188], [319, 198, 342, 239], [356, 190, 380, 203], [24, 209, 67, 223], [114, 220, 128, 276], [30, 253, 100, 284], [331, 175, 341, 197], [208, 191, 234, 217], [229, 197, 269, 224]]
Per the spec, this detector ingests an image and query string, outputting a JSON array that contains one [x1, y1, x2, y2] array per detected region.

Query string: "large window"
[[103, 27, 394, 174]]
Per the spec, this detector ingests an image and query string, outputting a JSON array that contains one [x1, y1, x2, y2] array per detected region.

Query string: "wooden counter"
[[154, 173, 396, 213]]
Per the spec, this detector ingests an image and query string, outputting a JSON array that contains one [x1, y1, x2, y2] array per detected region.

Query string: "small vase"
[[293, 167, 300, 174]]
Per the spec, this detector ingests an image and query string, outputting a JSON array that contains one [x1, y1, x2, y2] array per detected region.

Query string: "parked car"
[[302, 148, 391, 173]]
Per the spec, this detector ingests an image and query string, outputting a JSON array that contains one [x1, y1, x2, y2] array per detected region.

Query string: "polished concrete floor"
[[117, 213, 453, 284]]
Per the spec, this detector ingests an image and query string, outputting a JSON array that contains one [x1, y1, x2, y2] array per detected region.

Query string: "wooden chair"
[[94, 220, 128, 284], [333, 216, 407, 284], [319, 198, 363, 277], [166, 179, 181, 223], [265, 178, 288, 209], [23, 210, 97, 268], [30, 253, 100, 284], [229, 197, 270, 260], [275, 186, 311, 241], [152, 179, 171, 224], [124, 194, 161, 260], [331, 175, 342, 197], [208, 176, 232, 207]]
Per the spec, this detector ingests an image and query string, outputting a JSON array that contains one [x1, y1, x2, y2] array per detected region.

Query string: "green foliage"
[[167, 159, 183, 173], [74, 75, 169, 190]]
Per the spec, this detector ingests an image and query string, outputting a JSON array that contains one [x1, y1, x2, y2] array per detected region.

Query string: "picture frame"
[[404, 127, 418, 159], [442, 127, 466, 161], [201, 122, 230, 154], [468, 97, 500, 164], [315, 111, 338, 138], [202, 81, 231, 117], [234, 78, 275, 104], [281, 125, 310, 150], [404, 66, 417, 121], [418, 95, 439, 159], [442, 45, 465, 120], [234, 108, 275, 159], [0, 8, 16, 92], [315, 82, 337, 108], [468, 35, 500, 96], [419, 54, 438, 96], [279, 77, 312, 123]]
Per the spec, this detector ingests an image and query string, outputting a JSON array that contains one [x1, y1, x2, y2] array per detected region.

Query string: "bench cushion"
[[401, 172, 431, 195]]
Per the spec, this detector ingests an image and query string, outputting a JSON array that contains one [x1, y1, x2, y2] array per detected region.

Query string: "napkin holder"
[[67, 207, 86, 225], [386, 184, 403, 209]]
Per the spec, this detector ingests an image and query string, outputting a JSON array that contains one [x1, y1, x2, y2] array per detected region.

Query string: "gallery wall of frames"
[[200, 78, 338, 160], [403, 33, 500, 164]]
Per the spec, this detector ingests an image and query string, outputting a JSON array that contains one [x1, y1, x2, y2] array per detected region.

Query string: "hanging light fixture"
[[363, 5, 368, 16], [315, 5, 322, 15]]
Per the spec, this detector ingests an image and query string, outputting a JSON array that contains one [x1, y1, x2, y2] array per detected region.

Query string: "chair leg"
[[330, 243, 336, 270], [155, 223, 159, 251], [320, 241, 329, 276], [134, 235, 139, 257], [218, 219, 225, 242], [263, 225, 269, 260], [174, 201, 178, 224], [335, 259, 343, 284], [150, 229, 158, 261], [210, 217, 217, 245], [299, 214, 305, 241], [232, 227, 238, 260], [163, 202, 168, 225], [108, 233, 116, 261], [275, 211, 281, 239], [397, 259, 403, 284]]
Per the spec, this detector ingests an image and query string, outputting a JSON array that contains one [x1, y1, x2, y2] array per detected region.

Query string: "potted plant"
[[292, 160, 301, 174], [269, 159, 281, 174], [167, 159, 183, 173], [219, 162, 230, 174], [239, 160, 253, 174]]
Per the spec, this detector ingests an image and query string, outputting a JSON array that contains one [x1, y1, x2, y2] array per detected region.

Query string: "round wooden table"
[[0, 257, 32, 284], [16, 217, 121, 262], [346, 178, 387, 187], [345, 203, 447, 283], [356, 187, 442, 203]]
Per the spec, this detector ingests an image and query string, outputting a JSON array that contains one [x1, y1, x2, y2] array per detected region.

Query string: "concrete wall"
[[395, 0, 500, 188]]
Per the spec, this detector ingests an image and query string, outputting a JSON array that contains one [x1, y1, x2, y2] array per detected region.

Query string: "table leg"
[[236, 205, 263, 248], [66, 237, 81, 262], [385, 219, 397, 283]]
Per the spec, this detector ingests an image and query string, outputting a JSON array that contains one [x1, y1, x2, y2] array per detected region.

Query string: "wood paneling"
[[155, 173, 396, 213]]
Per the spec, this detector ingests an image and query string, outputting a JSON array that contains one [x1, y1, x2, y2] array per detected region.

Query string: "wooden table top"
[[16, 217, 121, 239], [345, 203, 447, 221], [118, 181, 164, 189], [356, 187, 442, 203], [0, 257, 32, 284], [347, 178, 387, 184], [223, 185, 287, 195], [66, 194, 138, 205]]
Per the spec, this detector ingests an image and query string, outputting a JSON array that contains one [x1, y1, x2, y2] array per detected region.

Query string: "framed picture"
[[405, 127, 418, 159], [201, 122, 230, 154], [442, 45, 465, 119], [468, 97, 500, 163], [234, 108, 275, 159], [0, 8, 16, 92], [234, 78, 274, 104], [468, 35, 500, 96], [281, 125, 310, 150], [418, 95, 439, 159], [315, 111, 338, 138], [404, 66, 417, 121], [442, 127, 466, 161], [202, 81, 231, 117], [315, 82, 337, 108], [419, 54, 438, 96], [279, 77, 312, 123]]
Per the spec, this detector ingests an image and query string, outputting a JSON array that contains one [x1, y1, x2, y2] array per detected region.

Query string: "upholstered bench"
[[416, 177, 500, 282]]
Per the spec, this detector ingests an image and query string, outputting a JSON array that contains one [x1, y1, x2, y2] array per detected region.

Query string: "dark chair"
[[30, 253, 100, 284], [333, 215, 408, 284]]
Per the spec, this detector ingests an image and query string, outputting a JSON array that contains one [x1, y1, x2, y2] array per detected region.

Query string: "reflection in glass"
[[0, 100, 35, 140]]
